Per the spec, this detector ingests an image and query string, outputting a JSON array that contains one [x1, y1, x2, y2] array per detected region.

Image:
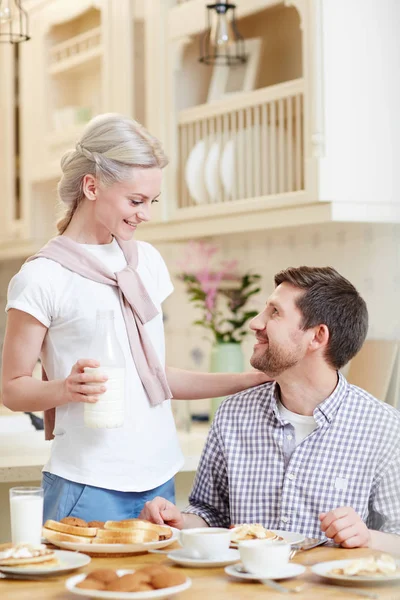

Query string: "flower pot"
[[210, 342, 244, 420]]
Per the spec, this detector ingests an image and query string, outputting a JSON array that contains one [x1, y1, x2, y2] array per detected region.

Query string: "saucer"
[[168, 548, 240, 568], [225, 562, 306, 581]]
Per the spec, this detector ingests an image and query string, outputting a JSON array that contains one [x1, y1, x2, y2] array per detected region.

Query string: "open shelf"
[[48, 27, 102, 76], [177, 79, 304, 210]]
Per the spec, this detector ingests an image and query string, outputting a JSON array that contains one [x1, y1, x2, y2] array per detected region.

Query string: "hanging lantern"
[[0, 0, 30, 43], [199, 1, 246, 66]]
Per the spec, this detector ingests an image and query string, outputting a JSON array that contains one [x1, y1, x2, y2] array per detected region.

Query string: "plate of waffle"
[[42, 518, 178, 555], [311, 554, 400, 584], [0, 542, 90, 576], [230, 524, 305, 547], [66, 565, 191, 599]]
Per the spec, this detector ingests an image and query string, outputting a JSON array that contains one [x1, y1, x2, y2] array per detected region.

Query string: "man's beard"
[[250, 342, 300, 377]]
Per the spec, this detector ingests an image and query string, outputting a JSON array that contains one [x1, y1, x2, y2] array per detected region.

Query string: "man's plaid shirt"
[[185, 374, 400, 538]]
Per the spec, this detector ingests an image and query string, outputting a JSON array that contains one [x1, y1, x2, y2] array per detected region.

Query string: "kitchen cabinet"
[[0, 0, 138, 258], [137, 0, 400, 242], [1, 0, 398, 255], [0, 43, 35, 258]]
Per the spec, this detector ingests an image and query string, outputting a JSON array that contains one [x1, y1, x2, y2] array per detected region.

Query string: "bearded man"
[[140, 266, 400, 553]]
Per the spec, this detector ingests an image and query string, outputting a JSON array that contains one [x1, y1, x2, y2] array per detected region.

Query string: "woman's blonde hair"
[[57, 113, 168, 234]]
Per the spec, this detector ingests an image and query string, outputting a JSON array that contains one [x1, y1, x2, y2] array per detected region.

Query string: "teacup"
[[239, 539, 291, 576], [179, 527, 232, 559]]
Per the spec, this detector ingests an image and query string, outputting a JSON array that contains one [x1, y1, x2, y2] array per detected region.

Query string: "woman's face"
[[87, 167, 162, 241]]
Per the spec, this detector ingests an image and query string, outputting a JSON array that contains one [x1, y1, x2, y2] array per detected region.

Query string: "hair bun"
[[60, 149, 76, 173]]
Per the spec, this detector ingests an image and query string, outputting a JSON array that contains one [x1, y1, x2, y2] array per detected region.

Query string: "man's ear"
[[82, 174, 98, 201], [309, 324, 330, 350]]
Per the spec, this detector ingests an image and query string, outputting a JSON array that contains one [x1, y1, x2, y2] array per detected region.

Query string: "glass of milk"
[[9, 487, 44, 545]]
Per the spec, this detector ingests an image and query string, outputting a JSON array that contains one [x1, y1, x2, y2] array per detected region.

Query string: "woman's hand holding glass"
[[63, 359, 108, 404]]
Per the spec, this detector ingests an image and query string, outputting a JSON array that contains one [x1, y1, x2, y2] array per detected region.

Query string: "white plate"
[[184, 139, 207, 204], [0, 550, 90, 576], [311, 559, 400, 585], [167, 548, 240, 568], [225, 562, 306, 581], [204, 140, 221, 202], [271, 530, 306, 545], [230, 529, 305, 548], [49, 527, 179, 555], [66, 569, 192, 599], [220, 139, 235, 197]]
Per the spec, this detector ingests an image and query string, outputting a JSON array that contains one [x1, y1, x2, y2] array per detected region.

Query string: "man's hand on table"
[[319, 506, 371, 548], [139, 497, 209, 530], [139, 496, 185, 529]]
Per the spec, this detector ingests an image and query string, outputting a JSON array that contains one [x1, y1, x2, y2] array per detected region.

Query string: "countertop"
[[0, 423, 209, 483]]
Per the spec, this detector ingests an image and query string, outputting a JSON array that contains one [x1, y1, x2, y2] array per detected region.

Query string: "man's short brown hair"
[[274, 266, 368, 369]]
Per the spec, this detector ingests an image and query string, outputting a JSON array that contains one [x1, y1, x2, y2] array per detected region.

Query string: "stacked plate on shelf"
[[184, 136, 236, 205], [184, 126, 262, 205]]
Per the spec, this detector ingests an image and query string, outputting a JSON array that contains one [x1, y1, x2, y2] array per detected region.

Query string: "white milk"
[[84, 366, 125, 428], [10, 495, 43, 545]]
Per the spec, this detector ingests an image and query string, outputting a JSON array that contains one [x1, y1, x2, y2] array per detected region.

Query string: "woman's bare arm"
[[2, 309, 106, 412], [165, 366, 270, 400]]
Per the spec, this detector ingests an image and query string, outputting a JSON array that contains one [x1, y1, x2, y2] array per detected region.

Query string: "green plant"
[[177, 242, 261, 344]]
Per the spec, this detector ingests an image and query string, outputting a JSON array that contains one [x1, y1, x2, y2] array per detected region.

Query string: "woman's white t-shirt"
[[6, 239, 184, 491]]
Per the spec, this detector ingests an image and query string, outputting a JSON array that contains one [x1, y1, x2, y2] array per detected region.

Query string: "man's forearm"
[[369, 530, 400, 554], [166, 366, 268, 400], [182, 513, 209, 529]]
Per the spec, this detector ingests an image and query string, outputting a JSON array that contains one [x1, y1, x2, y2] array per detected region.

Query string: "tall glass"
[[9, 486, 44, 545]]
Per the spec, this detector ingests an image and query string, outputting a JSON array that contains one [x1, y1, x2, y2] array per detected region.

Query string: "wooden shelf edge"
[[1, 204, 397, 260], [48, 45, 102, 76], [178, 79, 304, 124], [136, 202, 400, 243]]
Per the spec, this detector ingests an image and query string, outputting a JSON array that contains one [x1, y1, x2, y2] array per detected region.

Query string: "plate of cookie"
[[311, 554, 400, 585], [42, 518, 179, 555], [66, 566, 191, 599], [0, 543, 90, 576], [230, 524, 305, 548]]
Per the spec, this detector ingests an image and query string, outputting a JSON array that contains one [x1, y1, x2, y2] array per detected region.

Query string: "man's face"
[[249, 282, 313, 377]]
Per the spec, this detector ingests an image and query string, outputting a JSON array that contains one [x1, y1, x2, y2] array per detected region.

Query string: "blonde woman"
[[2, 114, 267, 522]]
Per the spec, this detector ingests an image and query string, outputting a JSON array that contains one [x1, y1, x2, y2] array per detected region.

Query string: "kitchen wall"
[[0, 222, 398, 415]]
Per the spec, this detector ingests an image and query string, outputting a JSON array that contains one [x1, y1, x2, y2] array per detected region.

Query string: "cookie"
[[106, 572, 152, 592], [139, 565, 169, 575], [76, 578, 106, 590], [60, 517, 88, 527], [88, 521, 105, 529], [86, 568, 119, 584], [135, 583, 154, 591], [151, 569, 186, 589]]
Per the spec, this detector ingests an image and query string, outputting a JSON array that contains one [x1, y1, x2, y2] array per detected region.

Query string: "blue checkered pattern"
[[186, 373, 400, 538]]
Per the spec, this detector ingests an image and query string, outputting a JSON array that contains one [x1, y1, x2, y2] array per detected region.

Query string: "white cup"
[[239, 539, 291, 576], [9, 487, 44, 546], [179, 527, 232, 559]]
